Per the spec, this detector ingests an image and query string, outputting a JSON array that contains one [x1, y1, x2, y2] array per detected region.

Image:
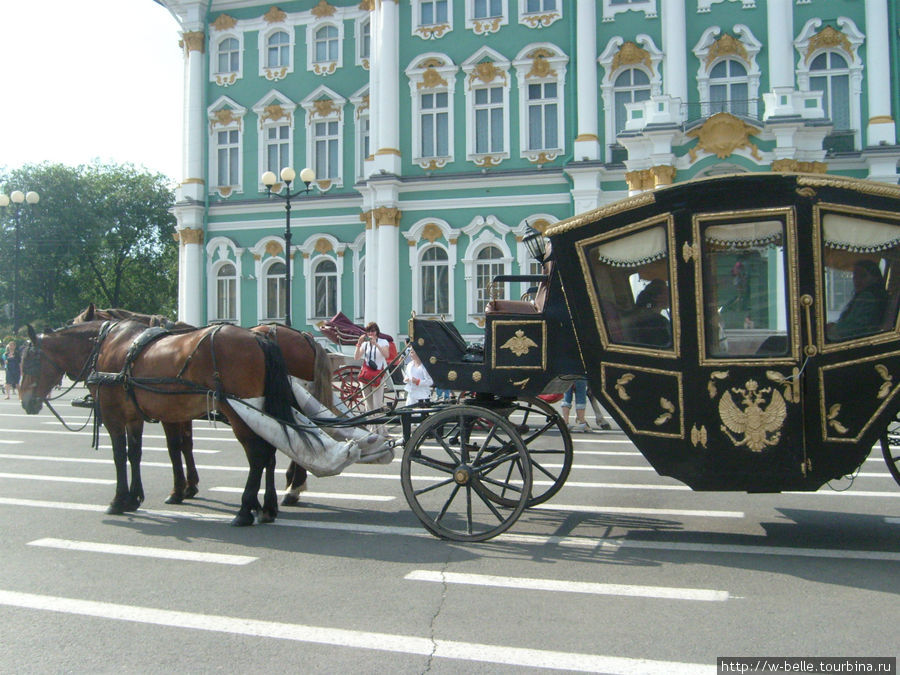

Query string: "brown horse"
[[73, 305, 332, 503], [20, 319, 295, 526]]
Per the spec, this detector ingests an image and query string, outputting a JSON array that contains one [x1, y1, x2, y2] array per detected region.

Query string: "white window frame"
[[207, 96, 246, 199], [301, 86, 347, 190], [795, 18, 863, 146], [407, 54, 459, 170], [403, 219, 460, 320], [262, 257, 287, 323], [250, 236, 290, 324], [462, 48, 511, 167], [252, 91, 297, 191], [692, 25, 761, 120], [350, 86, 371, 181], [513, 43, 567, 163], [466, 0, 508, 35], [310, 256, 339, 320], [356, 14, 371, 69], [599, 35, 663, 161], [461, 215, 512, 325], [518, 0, 562, 28], [307, 20, 343, 75], [211, 32, 243, 86], [206, 237, 243, 323], [412, 0, 453, 40], [300, 234, 347, 326], [258, 26, 294, 81], [601, 0, 657, 22]]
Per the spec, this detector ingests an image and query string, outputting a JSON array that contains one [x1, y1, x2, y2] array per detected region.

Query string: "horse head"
[[20, 324, 57, 414]]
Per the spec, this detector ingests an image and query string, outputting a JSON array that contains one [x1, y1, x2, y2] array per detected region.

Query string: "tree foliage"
[[0, 162, 178, 332]]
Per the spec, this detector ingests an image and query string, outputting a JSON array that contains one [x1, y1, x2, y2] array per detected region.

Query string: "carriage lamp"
[[523, 223, 547, 264], [0, 189, 40, 332], [261, 167, 316, 327]]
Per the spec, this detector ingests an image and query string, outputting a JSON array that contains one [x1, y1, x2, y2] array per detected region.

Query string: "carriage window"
[[586, 225, 674, 350], [822, 214, 900, 343], [701, 220, 787, 358]]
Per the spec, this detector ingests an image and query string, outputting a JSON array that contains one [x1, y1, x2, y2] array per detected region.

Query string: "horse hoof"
[[183, 485, 199, 499], [281, 493, 300, 506], [165, 493, 183, 505], [257, 511, 276, 524], [231, 513, 254, 527], [106, 503, 125, 515]]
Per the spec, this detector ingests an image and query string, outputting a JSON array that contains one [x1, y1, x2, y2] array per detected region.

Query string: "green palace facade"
[[158, 0, 900, 341]]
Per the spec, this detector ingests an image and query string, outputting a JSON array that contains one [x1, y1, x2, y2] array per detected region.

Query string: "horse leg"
[[163, 421, 188, 504], [180, 423, 200, 498], [281, 461, 308, 506], [105, 426, 136, 515], [257, 451, 279, 524], [124, 422, 145, 511]]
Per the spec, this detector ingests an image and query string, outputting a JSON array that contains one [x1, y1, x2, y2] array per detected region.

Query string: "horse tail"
[[305, 333, 333, 409], [257, 337, 294, 424]]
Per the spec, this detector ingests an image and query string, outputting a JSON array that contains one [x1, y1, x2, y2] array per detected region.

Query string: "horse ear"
[[85, 303, 96, 321], [26, 324, 38, 343]]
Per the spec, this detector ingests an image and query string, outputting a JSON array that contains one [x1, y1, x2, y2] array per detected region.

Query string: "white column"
[[574, 0, 600, 160], [372, 0, 401, 175], [363, 213, 377, 325], [374, 208, 400, 338], [660, 0, 687, 115], [175, 223, 204, 326], [179, 31, 206, 203], [865, 0, 896, 145], [763, 0, 798, 118]]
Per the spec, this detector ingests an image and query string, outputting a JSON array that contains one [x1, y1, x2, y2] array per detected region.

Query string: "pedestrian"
[[561, 379, 592, 432], [354, 321, 391, 412], [5, 341, 21, 399], [403, 347, 433, 406]]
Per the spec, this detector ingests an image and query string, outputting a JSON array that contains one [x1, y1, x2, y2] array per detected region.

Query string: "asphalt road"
[[0, 388, 897, 674]]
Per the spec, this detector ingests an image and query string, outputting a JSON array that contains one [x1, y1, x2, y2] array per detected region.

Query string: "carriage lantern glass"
[[260, 167, 316, 326], [523, 223, 546, 264]]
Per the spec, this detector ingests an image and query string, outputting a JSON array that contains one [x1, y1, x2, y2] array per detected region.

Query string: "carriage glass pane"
[[822, 214, 900, 343], [701, 220, 787, 357], [586, 225, 673, 350]]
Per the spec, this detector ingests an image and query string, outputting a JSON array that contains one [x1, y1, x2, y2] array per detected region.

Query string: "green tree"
[[0, 162, 178, 331]]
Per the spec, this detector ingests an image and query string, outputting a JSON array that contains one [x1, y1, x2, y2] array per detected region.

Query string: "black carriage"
[[400, 173, 900, 541]]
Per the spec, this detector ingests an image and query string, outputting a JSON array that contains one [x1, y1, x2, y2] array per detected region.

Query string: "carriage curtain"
[[703, 220, 782, 250], [594, 226, 667, 267], [823, 214, 900, 253]]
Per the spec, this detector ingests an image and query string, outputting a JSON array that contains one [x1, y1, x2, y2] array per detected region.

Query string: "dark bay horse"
[[73, 304, 332, 504], [20, 319, 295, 525]]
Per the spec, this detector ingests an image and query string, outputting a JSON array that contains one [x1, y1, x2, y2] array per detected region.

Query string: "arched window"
[[475, 245, 504, 312], [810, 51, 850, 130], [421, 246, 450, 315], [313, 258, 338, 319], [267, 31, 290, 69], [709, 59, 748, 116], [215, 263, 237, 321], [217, 38, 239, 74], [265, 261, 286, 320], [314, 25, 339, 63], [613, 68, 651, 135]]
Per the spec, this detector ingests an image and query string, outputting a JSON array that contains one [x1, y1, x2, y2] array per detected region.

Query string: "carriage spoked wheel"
[[492, 396, 573, 507], [401, 405, 532, 542], [332, 364, 400, 414], [879, 411, 900, 486]]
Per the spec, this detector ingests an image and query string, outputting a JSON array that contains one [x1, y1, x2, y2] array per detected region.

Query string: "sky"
[[1, 0, 186, 182]]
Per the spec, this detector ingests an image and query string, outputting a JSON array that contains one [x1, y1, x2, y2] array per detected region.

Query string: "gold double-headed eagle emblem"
[[718, 379, 787, 452]]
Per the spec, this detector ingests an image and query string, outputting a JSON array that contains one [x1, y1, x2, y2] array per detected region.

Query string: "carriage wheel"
[[495, 396, 573, 507], [332, 364, 399, 414], [880, 412, 900, 486], [401, 405, 532, 542]]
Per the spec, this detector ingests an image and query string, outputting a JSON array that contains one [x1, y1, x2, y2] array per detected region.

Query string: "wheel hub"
[[454, 466, 471, 484]]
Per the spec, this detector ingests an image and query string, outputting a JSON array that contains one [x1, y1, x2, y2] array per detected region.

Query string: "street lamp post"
[[0, 189, 40, 332], [260, 167, 316, 327]]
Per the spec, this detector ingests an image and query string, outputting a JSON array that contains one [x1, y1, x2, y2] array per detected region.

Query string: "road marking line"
[[886, 517, 900, 525], [0, 440, 23, 444], [404, 570, 729, 602], [533, 503, 744, 519], [1, 497, 896, 561], [0, 428, 238, 443], [0, 589, 711, 673], [210, 487, 395, 502], [27, 538, 256, 565], [97, 445, 220, 454], [0, 472, 113, 485]]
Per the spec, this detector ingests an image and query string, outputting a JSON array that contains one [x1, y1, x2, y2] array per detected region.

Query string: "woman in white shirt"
[[403, 347, 433, 406], [354, 321, 391, 412]]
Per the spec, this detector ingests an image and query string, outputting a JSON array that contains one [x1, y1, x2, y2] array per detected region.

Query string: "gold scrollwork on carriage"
[[601, 363, 684, 439], [818, 352, 900, 443]]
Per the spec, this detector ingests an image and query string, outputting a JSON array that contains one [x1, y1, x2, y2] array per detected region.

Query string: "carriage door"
[[687, 208, 807, 490], [804, 204, 900, 481]]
